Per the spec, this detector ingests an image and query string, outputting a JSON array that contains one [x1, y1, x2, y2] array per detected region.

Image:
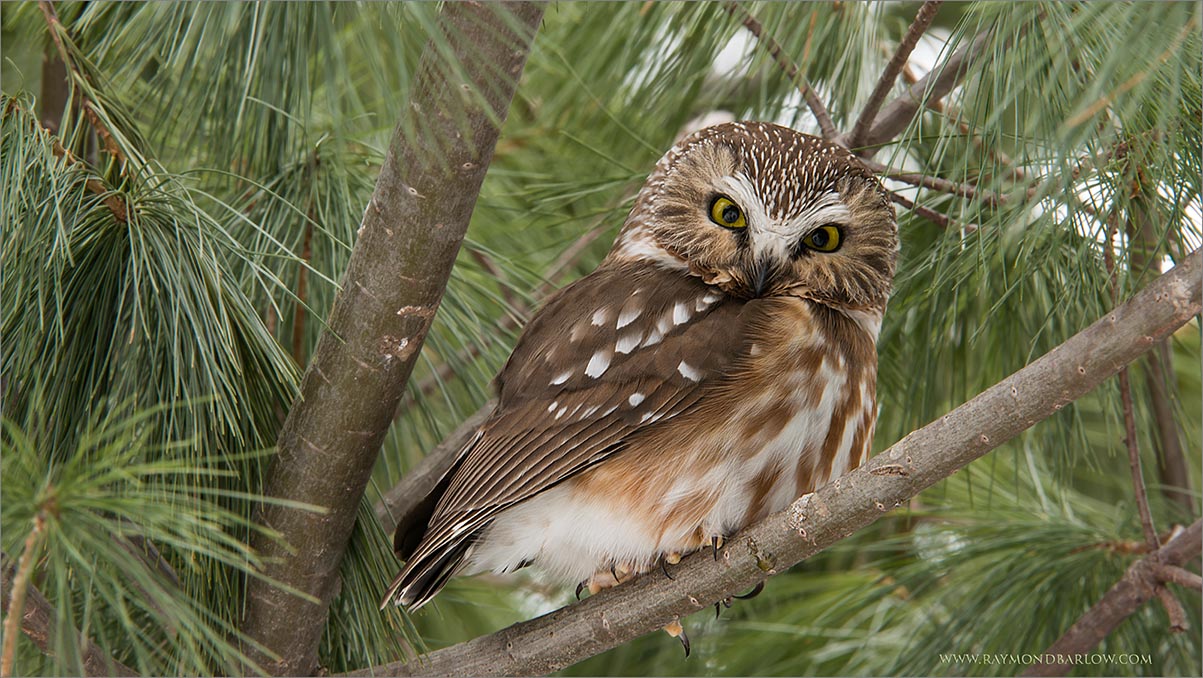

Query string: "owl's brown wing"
[[384, 263, 759, 608]]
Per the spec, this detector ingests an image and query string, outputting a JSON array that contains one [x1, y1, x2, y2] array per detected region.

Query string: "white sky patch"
[[711, 28, 755, 79]]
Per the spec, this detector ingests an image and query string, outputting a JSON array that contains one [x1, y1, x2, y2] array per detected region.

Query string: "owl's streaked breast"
[[467, 296, 878, 585]]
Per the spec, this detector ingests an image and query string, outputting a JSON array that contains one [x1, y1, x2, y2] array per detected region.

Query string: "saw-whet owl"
[[383, 121, 898, 625]]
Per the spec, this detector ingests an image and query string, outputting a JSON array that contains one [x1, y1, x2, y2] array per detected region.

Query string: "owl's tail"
[[380, 537, 474, 611]]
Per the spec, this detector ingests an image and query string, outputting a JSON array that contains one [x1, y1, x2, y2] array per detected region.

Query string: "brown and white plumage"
[[383, 121, 898, 611]]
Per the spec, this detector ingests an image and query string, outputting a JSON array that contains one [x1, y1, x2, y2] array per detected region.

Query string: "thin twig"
[[864, 158, 1002, 206], [723, 1, 840, 140], [50, 131, 129, 223], [888, 191, 976, 232], [1149, 562, 1203, 591], [38, 1, 127, 166], [848, 1, 943, 150], [1023, 520, 1202, 677], [293, 221, 313, 364], [1104, 203, 1158, 553], [1154, 586, 1189, 633], [858, 27, 994, 158], [1, 515, 46, 678], [8, 99, 130, 222]]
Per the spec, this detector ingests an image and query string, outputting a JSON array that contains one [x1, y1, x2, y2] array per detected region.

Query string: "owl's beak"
[[751, 257, 781, 296]]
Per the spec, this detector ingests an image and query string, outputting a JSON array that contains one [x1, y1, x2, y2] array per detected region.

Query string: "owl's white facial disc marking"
[[717, 175, 850, 266]]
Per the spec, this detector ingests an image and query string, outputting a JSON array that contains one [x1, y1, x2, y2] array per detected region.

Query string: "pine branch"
[[347, 248, 1203, 677], [724, 1, 840, 141], [856, 27, 994, 158], [847, 1, 943, 150], [7, 100, 129, 222], [1022, 520, 1202, 677], [864, 158, 1003, 207], [888, 191, 977, 232], [237, 4, 547, 675], [1, 551, 137, 677], [38, 1, 126, 166]]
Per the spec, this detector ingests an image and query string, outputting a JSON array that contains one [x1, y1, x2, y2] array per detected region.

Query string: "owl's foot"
[[663, 619, 690, 657], [710, 535, 724, 560], [581, 561, 639, 596]]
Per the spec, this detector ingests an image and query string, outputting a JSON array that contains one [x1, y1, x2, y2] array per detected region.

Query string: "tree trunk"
[[238, 4, 546, 675]]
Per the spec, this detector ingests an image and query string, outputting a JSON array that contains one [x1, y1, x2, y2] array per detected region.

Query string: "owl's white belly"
[[467, 358, 873, 586]]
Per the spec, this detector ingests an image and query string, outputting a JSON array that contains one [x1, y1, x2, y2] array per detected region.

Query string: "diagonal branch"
[[38, 1, 127, 166], [346, 248, 1202, 677], [855, 27, 994, 158], [723, 1, 839, 140], [887, 191, 977, 232], [847, 1, 943, 150], [1, 552, 137, 677], [1021, 520, 1201, 677], [864, 158, 1003, 207], [238, 4, 547, 675]]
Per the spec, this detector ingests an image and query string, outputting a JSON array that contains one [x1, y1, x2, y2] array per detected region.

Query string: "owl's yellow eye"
[[709, 196, 747, 229], [801, 224, 842, 252]]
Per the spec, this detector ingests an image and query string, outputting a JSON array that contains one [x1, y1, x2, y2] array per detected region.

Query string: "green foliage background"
[[1, 2, 1199, 676]]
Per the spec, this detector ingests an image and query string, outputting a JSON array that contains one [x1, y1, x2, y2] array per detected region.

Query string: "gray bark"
[[344, 249, 1201, 676], [238, 4, 547, 675]]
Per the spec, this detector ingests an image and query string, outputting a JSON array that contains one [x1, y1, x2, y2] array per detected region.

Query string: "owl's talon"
[[663, 620, 690, 657], [711, 535, 724, 560], [734, 581, 765, 600], [575, 581, 584, 600], [660, 557, 675, 581]]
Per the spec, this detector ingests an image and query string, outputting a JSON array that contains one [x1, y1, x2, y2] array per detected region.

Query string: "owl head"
[[607, 122, 898, 309]]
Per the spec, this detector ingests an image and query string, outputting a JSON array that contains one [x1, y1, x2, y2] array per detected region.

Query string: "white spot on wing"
[[556, 405, 568, 419], [617, 306, 642, 329], [656, 311, 674, 335], [672, 302, 691, 325], [548, 401, 559, 413], [591, 308, 609, 327], [628, 393, 645, 406], [677, 361, 702, 381], [615, 332, 642, 354], [643, 327, 664, 347], [550, 371, 571, 385], [585, 351, 612, 378]]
